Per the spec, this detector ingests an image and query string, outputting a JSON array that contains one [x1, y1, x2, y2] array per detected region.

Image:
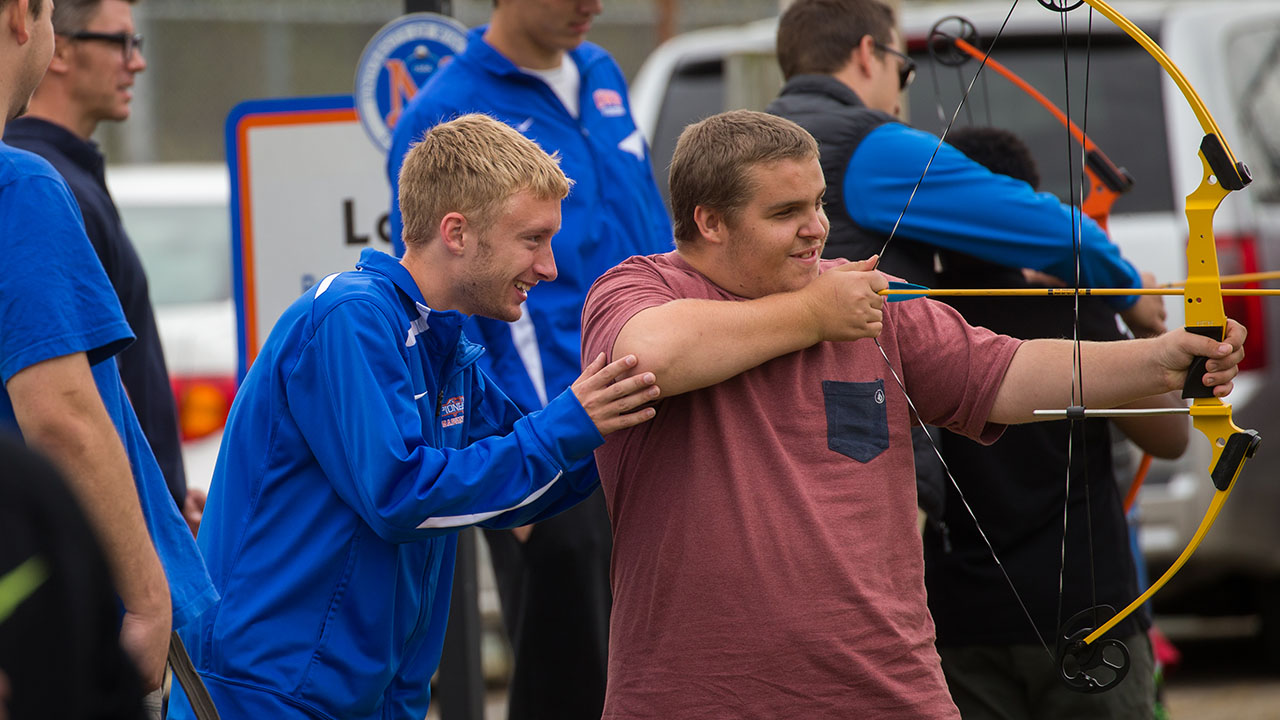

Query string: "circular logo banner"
[[355, 13, 468, 152]]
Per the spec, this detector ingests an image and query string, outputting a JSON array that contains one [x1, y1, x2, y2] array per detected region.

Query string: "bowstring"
[[1052, 0, 1103, 645], [1080, 3, 1102, 642], [871, 0, 1056, 660]]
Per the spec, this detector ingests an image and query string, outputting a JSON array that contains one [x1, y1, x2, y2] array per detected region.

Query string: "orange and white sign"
[[226, 96, 391, 375]]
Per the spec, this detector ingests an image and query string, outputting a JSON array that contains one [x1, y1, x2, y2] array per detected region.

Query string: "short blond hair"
[[398, 113, 571, 249]]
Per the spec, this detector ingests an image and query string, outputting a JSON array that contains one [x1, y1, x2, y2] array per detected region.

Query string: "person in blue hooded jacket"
[[386, 2, 673, 717], [168, 113, 660, 720]]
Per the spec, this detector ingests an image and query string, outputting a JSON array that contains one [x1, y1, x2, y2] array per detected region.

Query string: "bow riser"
[[1183, 149, 1231, 337]]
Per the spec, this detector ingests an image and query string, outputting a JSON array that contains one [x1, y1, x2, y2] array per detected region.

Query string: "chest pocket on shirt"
[[822, 379, 890, 463]]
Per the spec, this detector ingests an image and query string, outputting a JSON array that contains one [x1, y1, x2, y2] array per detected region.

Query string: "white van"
[[105, 163, 237, 492], [630, 0, 1280, 656]]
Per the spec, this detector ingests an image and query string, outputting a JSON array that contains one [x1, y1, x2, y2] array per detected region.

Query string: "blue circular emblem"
[[355, 13, 469, 152]]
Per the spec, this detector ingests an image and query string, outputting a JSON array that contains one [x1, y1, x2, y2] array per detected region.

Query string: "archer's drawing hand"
[[802, 256, 888, 342], [1120, 272, 1168, 338], [572, 353, 659, 436]]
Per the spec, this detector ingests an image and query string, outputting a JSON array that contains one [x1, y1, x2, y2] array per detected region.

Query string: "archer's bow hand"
[[802, 256, 888, 342], [1158, 318, 1247, 398]]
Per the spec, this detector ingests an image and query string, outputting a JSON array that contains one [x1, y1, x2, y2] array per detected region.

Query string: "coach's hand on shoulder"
[[572, 353, 659, 436], [800, 256, 888, 342]]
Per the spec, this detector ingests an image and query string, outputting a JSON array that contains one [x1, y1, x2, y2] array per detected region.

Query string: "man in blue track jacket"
[[169, 114, 660, 720], [387, 3, 674, 717]]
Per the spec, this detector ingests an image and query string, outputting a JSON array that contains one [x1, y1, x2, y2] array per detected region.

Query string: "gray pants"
[[939, 632, 1155, 720]]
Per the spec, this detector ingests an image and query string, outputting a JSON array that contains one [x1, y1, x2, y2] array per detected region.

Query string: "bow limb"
[[948, 35, 1132, 229], [1082, 413, 1257, 648], [1121, 453, 1151, 513]]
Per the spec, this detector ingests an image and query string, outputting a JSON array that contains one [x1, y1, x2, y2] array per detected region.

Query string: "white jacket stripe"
[[416, 471, 563, 529]]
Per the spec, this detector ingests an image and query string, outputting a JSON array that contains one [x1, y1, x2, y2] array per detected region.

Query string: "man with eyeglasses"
[[765, 0, 1165, 337], [3, 0, 201, 537]]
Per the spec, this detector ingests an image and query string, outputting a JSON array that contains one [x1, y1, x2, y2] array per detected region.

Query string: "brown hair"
[[776, 0, 896, 80], [398, 113, 570, 250], [52, 0, 136, 34], [668, 110, 819, 246]]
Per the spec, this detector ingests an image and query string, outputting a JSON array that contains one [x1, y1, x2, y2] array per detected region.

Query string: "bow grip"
[[1182, 326, 1223, 399]]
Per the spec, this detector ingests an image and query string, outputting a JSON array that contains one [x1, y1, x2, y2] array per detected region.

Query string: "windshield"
[[1230, 23, 1280, 205], [907, 34, 1173, 214]]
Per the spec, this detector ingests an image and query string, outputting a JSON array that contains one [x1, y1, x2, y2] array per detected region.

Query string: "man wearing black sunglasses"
[[4, 0, 200, 539], [765, 0, 1165, 338]]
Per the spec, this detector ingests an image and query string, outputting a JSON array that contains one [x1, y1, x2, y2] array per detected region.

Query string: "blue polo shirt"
[[0, 141, 216, 629], [5, 116, 188, 504]]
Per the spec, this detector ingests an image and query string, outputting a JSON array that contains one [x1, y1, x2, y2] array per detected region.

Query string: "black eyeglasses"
[[60, 31, 144, 62], [875, 42, 916, 91]]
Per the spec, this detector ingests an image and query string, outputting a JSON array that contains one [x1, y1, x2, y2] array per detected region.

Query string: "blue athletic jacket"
[[387, 27, 673, 413], [172, 249, 603, 720]]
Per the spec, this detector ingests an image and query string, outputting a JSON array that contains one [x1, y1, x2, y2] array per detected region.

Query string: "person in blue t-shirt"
[[386, 2, 674, 717], [0, 0, 216, 713], [5, 0, 198, 529], [169, 114, 659, 720]]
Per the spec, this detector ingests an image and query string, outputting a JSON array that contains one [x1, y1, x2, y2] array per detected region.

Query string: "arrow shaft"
[[1162, 270, 1280, 288], [880, 287, 1280, 298]]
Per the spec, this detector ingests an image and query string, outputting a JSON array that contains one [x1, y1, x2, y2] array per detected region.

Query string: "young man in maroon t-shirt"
[[580, 110, 1247, 719]]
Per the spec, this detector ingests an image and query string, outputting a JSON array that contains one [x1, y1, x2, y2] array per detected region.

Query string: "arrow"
[[881, 281, 1280, 300]]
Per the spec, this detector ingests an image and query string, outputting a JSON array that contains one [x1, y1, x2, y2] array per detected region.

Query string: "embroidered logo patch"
[[593, 88, 626, 117], [440, 395, 465, 428]]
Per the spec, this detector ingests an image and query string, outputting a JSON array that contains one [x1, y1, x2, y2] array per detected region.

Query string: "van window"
[[908, 34, 1174, 215], [120, 205, 233, 306], [649, 58, 726, 201], [1228, 25, 1280, 204]]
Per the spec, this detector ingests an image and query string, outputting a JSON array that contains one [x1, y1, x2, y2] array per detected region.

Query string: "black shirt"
[[5, 117, 187, 504]]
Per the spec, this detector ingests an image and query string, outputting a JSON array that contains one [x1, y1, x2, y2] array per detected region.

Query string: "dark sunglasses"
[[875, 42, 916, 91], [60, 31, 144, 62]]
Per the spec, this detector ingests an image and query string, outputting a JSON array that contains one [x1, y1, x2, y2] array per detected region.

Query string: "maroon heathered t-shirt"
[[581, 253, 1022, 719]]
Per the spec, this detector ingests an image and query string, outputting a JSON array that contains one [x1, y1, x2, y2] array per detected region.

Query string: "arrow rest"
[[1056, 606, 1130, 693], [928, 16, 981, 67]]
